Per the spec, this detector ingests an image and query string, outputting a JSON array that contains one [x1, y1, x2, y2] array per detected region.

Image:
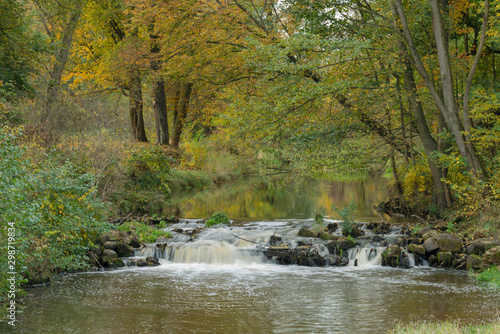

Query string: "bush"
[[118, 221, 172, 243], [125, 144, 172, 195], [334, 201, 356, 236], [205, 211, 230, 227], [0, 128, 110, 308]]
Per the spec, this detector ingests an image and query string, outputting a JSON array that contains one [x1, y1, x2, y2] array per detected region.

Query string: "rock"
[[428, 254, 438, 267], [437, 251, 454, 268], [422, 230, 440, 241], [100, 249, 118, 264], [417, 227, 433, 238], [400, 256, 413, 269], [298, 227, 318, 238], [466, 255, 482, 271], [318, 232, 336, 240], [326, 255, 342, 266], [435, 233, 462, 253], [269, 235, 283, 247], [136, 259, 148, 267], [91, 246, 103, 256], [344, 224, 364, 238], [116, 242, 133, 257], [382, 244, 401, 267], [108, 258, 126, 268], [465, 238, 500, 255], [372, 235, 384, 242], [103, 241, 118, 250], [423, 237, 439, 253], [130, 235, 141, 248], [146, 257, 160, 266], [326, 238, 356, 253], [481, 246, 500, 268], [366, 222, 391, 234], [95, 234, 110, 246], [407, 244, 425, 255], [327, 223, 338, 233], [453, 254, 467, 270]]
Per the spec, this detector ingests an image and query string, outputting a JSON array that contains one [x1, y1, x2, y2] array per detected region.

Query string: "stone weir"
[[93, 219, 500, 271]]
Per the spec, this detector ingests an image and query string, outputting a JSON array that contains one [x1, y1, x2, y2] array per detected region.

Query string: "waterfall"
[[164, 240, 266, 264], [347, 245, 386, 267]]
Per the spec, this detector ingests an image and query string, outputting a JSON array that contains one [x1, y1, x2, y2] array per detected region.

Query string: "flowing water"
[[3, 178, 500, 333]]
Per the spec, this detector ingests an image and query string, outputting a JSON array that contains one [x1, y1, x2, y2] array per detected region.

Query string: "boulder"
[[116, 242, 133, 257], [326, 238, 356, 253], [435, 233, 462, 253], [466, 238, 500, 255], [481, 246, 500, 268], [327, 223, 338, 233], [417, 226, 433, 238], [466, 254, 482, 271], [95, 234, 110, 246], [298, 227, 318, 238], [382, 244, 401, 267], [437, 251, 454, 268], [428, 254, 438, 267], [146, 257, 161, 266], [407, 244, 425, 255], [100, 249, 118, 264], [136, 259, 148, 267], [422, 230, 440, 241], [423, 237, 439, 253], [108, 258, 126, 268], [103, 241, 118, 250], [91, 246, 103, 256]]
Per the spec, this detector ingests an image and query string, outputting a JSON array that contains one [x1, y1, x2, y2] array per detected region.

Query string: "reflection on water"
[[6, 265, 499, 334], [167, 176, 393, 221]]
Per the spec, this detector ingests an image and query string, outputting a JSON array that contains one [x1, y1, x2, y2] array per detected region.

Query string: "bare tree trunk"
[[129, 73, 148, 142], [392, 2, 449, 211], [394, 0, 486, 185], [170, 83, 192, 148]]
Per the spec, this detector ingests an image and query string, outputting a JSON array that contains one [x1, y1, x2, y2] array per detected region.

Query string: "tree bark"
[[394, 0, 486, 184], [129, 73, 148, 142], [391, 2, 449, 211], [170, 83, 193, 148], [41, 4, 82, 125]]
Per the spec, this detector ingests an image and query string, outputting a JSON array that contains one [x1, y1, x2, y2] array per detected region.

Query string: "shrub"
[[205, 211, 230, 227], [0, 128, 110, 309], [334, 201, 356, 236], [125, 145, 172, 195]]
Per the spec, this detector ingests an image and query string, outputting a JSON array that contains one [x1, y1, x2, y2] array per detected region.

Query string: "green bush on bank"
[[205, 211, 230, 227], [117, 221, 172, 243], [476, 266, 500, 290], [0, 128, 110, 307]]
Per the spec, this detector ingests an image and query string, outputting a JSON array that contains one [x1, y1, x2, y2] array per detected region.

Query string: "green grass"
[[117, 221, 172, 243], [476, 266, 500, 290], [205, 211, 230, 227], [389, 319, 500, 334]]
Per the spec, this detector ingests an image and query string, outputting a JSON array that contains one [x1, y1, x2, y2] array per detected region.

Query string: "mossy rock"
[[481, 246, 500, 268], [407, 244, 425, 255], [466, 254, 482, 271], [435, 233, 462, 253], [437, 251, 454, 268], [298, 227, 318, 238]]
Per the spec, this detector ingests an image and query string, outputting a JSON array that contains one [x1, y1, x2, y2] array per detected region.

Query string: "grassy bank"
[[389, 319, 500, 334]]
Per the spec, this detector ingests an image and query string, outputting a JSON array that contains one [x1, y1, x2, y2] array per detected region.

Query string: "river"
[[3, 177, 499, 333]]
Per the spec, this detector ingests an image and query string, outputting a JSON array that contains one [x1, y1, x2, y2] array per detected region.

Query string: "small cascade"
[[165, 240, 266, 264], [347, 245, 386, 267], [135, 245, 164, 258]]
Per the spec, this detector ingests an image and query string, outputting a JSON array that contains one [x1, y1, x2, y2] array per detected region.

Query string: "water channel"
[[3, 177, 499, 333]]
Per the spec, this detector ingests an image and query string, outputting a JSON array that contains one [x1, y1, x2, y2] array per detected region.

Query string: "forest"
[[1, 0, 500, 331]]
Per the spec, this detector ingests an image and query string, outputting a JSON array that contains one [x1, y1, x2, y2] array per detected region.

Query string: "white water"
[[135, 220, 412, 268]]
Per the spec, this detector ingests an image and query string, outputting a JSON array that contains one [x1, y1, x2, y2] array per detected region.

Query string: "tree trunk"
[[129, 73, 148, 142], [41, 5, 82, 125], [170, 83, 192, 148], [394, 0, 486, 185], [392, 2, 449, 211], [150, 25, 169, 145]]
